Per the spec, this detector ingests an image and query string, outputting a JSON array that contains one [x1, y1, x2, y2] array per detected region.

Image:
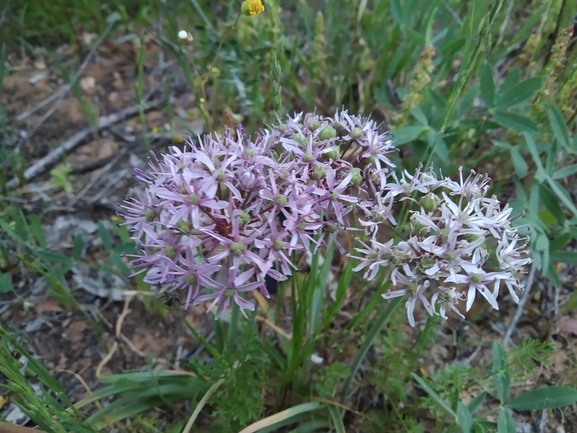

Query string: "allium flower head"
[[120, 110, 529, 326], [353, 166, 531, 326], [120, 110, 396, 317]]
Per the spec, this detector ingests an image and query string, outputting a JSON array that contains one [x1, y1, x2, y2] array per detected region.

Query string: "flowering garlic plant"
[[353, 166, 531, 326], [119, 110, 530, 325]]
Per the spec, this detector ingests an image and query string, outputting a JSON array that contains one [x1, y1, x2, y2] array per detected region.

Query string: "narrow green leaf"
[[552, 164, 577, 180], [341, 296, 403, 403], [497, 408, 516, 433], [495, 76, 542, 108], [388, 0, 404, 26], [391, 125, 428, 145], [547, 105, 570, 149], [522, 132, 546, 180], [509, 147, 527, 178], [28, 214, 46, 248], [479, 62, 495, 107], [547, 178, 577, 217], [457, 402, 473, 433], [0, 273, 12, 294], [36, 249, 75, 265], [492, 342, 510, 404], [507, 386, 577, 410], [472, 420, 486, 433], [467, 391, 487, 414], [411, 373, 457, 418], [494, 111, 538, 133], [538, 184, 566, 224], [326, 404, 346, 433], [500, 68, 520, 94], [98, 221, 112, 252], [72, 234, 84, 261], [551, 251, 577, 264]]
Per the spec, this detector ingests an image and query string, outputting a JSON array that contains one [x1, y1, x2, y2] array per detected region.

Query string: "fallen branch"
[[7, 99, 163, 189], [15, 19, 114, 122]]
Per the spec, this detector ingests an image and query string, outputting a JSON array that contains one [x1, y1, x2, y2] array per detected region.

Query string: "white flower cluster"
[[353, 166, 531, 326]]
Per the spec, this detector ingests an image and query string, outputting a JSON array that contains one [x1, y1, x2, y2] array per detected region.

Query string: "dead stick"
[[7, 99, 162, 189], [15, 20, 115, 122]]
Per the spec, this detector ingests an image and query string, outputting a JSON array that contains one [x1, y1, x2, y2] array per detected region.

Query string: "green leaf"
[[391, 125, 429, 145], [492, 342, 510, 404], [551, 251, 577, 264], [72, 234, 84, 261], [509, 146, 528, 178], [472, 420, 486, 433], [495, 76, 542, 108], [547, 105, 570, 150], [500, 68, 520, 94], [479, 62, 495, 107], [457, 402, 473, 433], [547, 178, 577, 218], [538, 184, 566, 224], [326, 404, 346, 433], [36, 249, 75, 265], [507, 386, 577, 410], [411, 373, 456, 418], [28, 214, 46, 248], [98, 221, 112, 252], [497, 408, 516, 433], [522, 132, 546, 180], [552, 164, 577, 180], [493, 111, 538, 133], [0, 273, 12, 294], [467, 391, 487, 414], [388, 0, 404, 26]]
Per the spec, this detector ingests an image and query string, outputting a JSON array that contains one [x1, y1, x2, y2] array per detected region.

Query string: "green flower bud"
[[324, 146, 340, 160], [177, 220, 191, 233], [188, 193, 199, 205], [145, 208, 157, 222], [273, 238, 284, 251], [419, 194, 439, 212], [292, 133, 306, 145], [275, 194, 287, 206], [231, 242, 245, 256], [312, 166, 327, 179], [303, 152, 314, 162], [351, 127, 363, 138], [164, 245, 176, 258], [350, 167, 362, 186], [239, 211, 251, 226], [318, 125, 337, 140]]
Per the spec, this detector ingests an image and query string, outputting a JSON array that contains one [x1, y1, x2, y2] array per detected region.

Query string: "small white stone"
[[178, 30, 193, 41], [310, 353, 324, 365]]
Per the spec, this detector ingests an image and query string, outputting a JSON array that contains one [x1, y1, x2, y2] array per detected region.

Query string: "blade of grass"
[[340, 296, 404, 404]]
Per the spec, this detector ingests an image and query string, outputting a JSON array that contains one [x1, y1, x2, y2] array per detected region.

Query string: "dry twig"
[[7, 98, 163, 189]]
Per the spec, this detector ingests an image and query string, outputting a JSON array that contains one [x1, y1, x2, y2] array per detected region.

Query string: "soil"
[[2, 37, 577, 433]]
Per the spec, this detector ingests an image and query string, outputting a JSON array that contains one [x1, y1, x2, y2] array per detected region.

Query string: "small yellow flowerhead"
[[241, 0, 265, 16]]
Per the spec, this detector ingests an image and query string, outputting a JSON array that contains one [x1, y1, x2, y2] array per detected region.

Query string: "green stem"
[[340, 296, 404, 404], [227, 302, 240, 351]]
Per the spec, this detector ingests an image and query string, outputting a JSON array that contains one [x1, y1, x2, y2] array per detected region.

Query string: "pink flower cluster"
[[120, 110, 530, 325], [120, 111, 395, 317]]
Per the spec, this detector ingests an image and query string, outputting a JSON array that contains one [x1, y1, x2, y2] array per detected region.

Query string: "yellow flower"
[[241, 0, 265, 16]]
